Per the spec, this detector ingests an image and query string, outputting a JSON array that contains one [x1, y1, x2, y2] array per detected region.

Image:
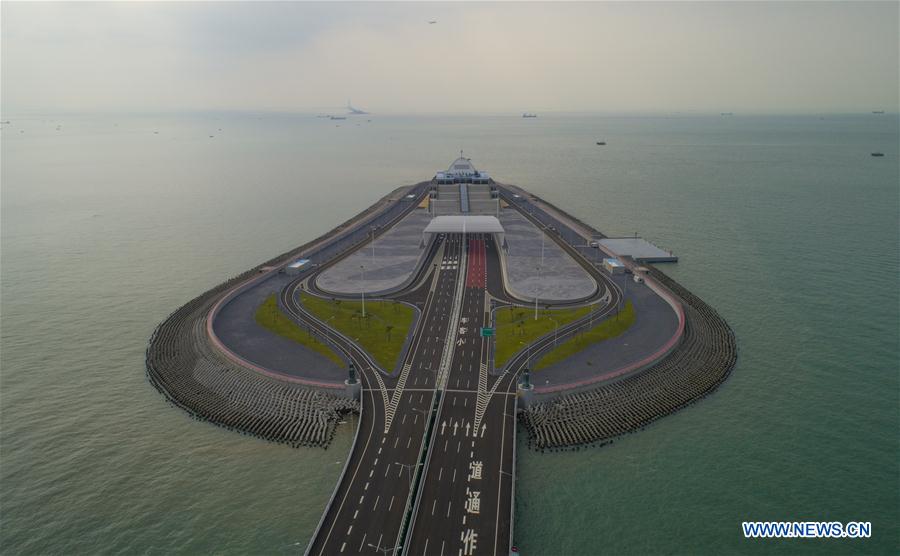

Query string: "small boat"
[[329, 115, 347, 120], [522, 113, 537, 118], [596, 141, 606, 146], [871, 152, 884, 157], [872, 110, 885, 114]]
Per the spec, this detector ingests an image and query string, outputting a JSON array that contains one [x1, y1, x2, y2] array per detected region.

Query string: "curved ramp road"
[[147, 176, 735, 555]]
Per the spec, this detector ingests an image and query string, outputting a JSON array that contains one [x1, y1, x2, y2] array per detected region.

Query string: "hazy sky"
[[2, 1, 897, 114]]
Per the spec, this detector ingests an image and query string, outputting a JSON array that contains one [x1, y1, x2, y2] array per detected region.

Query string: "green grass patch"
[[255, 294, 344, 367], [534, 301, 636, 370], [494, 304, 594, 369], [299, 292, 415, 372]]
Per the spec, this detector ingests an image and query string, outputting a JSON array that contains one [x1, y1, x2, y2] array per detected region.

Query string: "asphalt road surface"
[[298, 229, 621, 555], [406, 235, 518, 556], [305, 235, 463, 555]]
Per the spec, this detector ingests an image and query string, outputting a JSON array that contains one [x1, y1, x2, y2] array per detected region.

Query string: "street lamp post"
[[394, 462, 422, 489], [541, 229, 545, 269], [368, 542, 402, 555], [360, 264, 366, 317], [518, 340, 532, 369]]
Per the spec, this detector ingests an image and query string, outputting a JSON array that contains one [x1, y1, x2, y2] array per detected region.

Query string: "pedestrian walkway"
[[317, 209, 431, 294], [499, 209, 596, 301]]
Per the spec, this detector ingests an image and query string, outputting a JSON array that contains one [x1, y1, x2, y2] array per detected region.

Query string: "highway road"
[[303, 234, 464, 555], [406, 235, 518, 556], [291, 200, 623, 555]]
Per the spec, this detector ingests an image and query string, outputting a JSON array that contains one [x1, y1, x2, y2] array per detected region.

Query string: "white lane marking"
[[340, 542, 346, 553], [388, 496, 394, 511], [407, 437, 412, 449], [353, 509, 358, 519], [364, 482, 369, 491], [384, 466, 390, 477], [441, 541, 445, 556], [394, 437, 399, 448], [378, 447, 382, 455], [358, 533, 367, 552], [438, 467, 443, 481], [452, 469, 457, 483], [446, 500, 452, 517], [457, 441, 461, 453], [373, 495, 380, 511], [359, 496, 365, 504], [347, 525, 353, 535], [432, 499, 437, 515], [374, 458, 378, 466]]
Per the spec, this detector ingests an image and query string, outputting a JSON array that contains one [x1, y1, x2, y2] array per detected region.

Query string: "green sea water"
[[1, 113, 897, 554]]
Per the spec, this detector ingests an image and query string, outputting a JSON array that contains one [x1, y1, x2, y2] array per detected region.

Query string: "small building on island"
[[602, 257, 625, 275], [435, 154, 491, 184]]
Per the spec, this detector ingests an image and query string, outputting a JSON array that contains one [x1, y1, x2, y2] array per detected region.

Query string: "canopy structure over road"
[[423, 215, 504, 234], [423, 214, 505, 247]]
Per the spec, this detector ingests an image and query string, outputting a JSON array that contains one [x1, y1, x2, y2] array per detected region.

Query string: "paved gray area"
[[599, 237, 677, 262], [316, 208, 431, 294], [212, 273, 345, 381], [533, 273, 679, 388], [499, 208, 597, 301]]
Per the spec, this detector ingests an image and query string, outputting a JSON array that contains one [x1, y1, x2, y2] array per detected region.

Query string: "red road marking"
[[466, 238, 486, 288]]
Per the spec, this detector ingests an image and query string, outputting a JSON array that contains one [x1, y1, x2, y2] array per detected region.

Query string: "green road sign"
[[480, 327, 495, 337]]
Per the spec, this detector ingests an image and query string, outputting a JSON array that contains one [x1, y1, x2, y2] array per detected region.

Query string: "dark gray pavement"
[[212, 273, 344, 380], [534, 273, 679, 388]]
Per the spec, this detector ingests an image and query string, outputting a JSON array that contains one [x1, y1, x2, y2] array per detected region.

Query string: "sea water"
[[2, 113, 897, 554]]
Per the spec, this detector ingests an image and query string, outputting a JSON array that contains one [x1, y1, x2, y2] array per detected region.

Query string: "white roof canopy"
[[446, 156, 477, 176], [423, 215, 504, 234]]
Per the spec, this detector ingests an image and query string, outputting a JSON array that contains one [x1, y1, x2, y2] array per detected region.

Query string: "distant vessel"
[[720, 112, 734, 116], [522, 113, 538, 118], [347, 100, 368, 115], [329, 116, 347, 121], [872, 110, 885, 114], [596, 141, 606, 146], [871, 152, 885, 157]]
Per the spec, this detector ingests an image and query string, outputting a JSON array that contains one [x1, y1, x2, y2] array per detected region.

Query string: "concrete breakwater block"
[[519, 267, 736, 451]]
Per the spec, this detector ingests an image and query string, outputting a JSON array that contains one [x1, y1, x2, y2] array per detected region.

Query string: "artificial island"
[[146, 155, 736, 555]]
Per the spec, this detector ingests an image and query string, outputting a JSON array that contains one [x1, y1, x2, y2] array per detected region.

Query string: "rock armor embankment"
[[520, 267, 737, 451]]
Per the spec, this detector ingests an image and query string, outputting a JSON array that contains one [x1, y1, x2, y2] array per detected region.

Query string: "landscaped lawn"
[[493, 304, 592, 369], [493, 301, 636, 370], [255, 294, 344, 367], [299, 292, 415, 372], [534, 301, 635, 370]]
